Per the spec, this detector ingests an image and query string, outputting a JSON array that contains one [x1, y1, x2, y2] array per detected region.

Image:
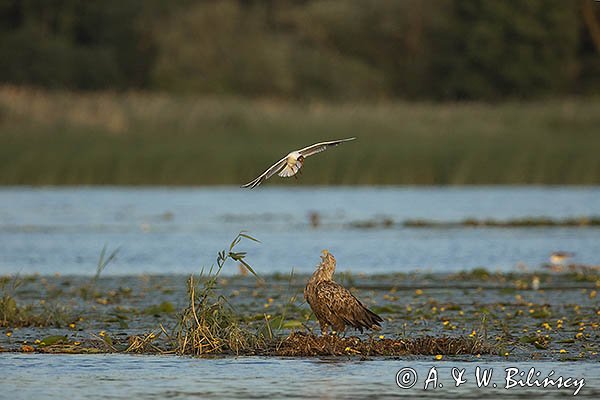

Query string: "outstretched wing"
[[242, 137, 355, 189], [316, 280, 382, 332], [298, 137, 356, 158], [241, 156, 288, 189]]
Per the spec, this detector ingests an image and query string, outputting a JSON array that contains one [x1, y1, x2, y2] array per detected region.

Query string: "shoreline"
[[2, 271, 598, 360]]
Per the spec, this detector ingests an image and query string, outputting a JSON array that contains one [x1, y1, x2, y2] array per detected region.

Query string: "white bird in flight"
[[241, 138, 356, 189]]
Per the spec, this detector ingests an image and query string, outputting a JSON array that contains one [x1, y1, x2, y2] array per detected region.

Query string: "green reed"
[[1, 87, 599, 185]]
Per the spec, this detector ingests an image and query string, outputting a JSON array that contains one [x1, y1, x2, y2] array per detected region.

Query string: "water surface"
[[1, 186, 599, 275], [2, 187, 600, 399], [1, 354, 598, 399]]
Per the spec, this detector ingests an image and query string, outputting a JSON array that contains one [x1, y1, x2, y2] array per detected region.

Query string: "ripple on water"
[[1, 354, 600, 399], [1, 187, 600, 275]]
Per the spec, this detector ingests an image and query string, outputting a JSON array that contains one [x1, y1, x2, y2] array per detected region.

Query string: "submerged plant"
[[174, 232, 263, 355], [0, 275, 20, 326], [93, 245, 121, 282], [1, 275, 73, 328], [80, 245, 120, 300]]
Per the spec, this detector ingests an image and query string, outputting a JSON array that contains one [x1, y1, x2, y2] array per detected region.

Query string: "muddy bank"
[[1, 271, 598, 359]]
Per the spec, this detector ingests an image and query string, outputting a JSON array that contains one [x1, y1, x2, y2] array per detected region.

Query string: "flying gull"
[[241, 138, 356, 189]]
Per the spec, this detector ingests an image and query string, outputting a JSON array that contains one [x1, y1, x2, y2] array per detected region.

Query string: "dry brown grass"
[[276, 332, 495, 357], [174, 275, 261, 355], [126, 328, 169, 354], [174, 233, 265, 356]]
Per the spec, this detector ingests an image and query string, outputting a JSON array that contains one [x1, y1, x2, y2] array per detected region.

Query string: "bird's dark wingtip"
[[240, 181, 256, 189]]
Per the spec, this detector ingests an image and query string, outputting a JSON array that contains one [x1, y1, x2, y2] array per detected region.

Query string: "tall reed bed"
[[1, 86, 599, 185]]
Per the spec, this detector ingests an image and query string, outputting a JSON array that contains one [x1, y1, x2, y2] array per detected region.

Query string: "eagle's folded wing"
[[316, 281, 382, 332]]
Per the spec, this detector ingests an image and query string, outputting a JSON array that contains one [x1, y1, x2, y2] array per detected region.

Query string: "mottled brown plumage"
[[304, 250, 383, 335]]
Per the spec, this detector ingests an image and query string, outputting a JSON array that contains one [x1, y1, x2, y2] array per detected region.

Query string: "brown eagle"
[[304, 250, 383, 335]]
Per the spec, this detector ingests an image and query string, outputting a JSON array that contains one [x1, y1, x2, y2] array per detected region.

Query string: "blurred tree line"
[[0, 0, 599, 100]]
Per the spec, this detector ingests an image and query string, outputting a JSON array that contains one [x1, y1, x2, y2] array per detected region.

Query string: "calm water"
[[2, 187, 600, 399], [1, 186, 599, 275], [1, 354, 598, 399]]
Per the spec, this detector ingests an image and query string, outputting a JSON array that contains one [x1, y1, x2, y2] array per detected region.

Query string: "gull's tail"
[[278, 161, 302, 178]]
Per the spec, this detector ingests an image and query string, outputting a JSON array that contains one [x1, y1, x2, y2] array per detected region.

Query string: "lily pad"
[[38, 335, 68, 347], [143, 301, 175, 315], [282, 320, 304, 329]]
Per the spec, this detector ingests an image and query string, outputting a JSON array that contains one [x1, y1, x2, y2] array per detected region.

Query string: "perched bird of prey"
[[241, 138, 356, 189], [304, 250, 383, 335]]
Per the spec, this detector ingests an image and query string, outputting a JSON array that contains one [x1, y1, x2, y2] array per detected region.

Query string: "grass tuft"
[[174, 232, 265, 355], [1, 275, 73, 328]]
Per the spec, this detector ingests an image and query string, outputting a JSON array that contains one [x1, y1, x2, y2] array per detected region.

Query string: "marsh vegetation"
[[1, 88, 600, 185], [1, 235, 598, 359]]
